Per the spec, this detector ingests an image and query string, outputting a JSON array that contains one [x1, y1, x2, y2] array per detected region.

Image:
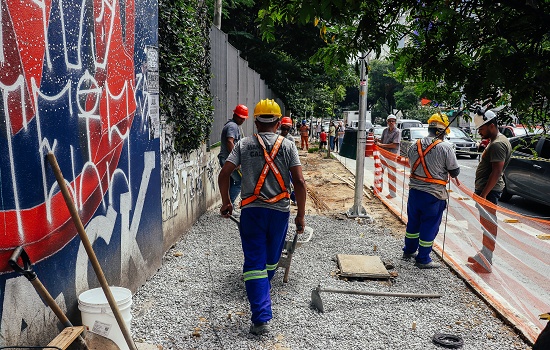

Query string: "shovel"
[[47, 152, 136, 350], [224, 213, 313, 283], [311, 285, 442, 312], [9, 246, 120, 350]]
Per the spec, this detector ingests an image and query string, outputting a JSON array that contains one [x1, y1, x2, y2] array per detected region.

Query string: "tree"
[[395, 85, 420, 116], [257, 0, 550, 127], [220, 2, 357, 115]]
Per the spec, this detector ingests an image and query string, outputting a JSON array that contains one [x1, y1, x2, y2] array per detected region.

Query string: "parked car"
[[372, 126, 385, 138], [400, 127, 429, 156], [446, 127, 478, 159], [397, 119, 423, 130], [400, 127, 456, 157], [501, 134, 550, 206], [499, 124, 544, 138]]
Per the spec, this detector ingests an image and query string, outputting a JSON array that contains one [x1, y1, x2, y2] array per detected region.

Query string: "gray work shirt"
[[226, 133, 301, 212], [408, 137, 460, 200], [381, 127, 401, 154], [219, 120, 241, 161]]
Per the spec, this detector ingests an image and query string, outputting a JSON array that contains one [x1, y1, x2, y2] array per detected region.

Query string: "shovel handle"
[[9, 246, 36, 281], [47, 152, 137, 350], [320, 287, 441, 299], [9, 246, 73, 327]]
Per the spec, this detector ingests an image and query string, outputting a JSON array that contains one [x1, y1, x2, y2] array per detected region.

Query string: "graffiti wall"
[[0, 0, 160, 346], [160, 126, 220, 251]]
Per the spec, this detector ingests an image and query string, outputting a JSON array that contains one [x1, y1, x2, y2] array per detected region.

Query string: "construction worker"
[[299, 120, 310, 150], [279, 116, 295, 142], [468, 109, 511, 273], [402, 113, 460, 269], [218, 99, 307, 335], [375, 114, 400, 154], [218, 104, 249, 207]]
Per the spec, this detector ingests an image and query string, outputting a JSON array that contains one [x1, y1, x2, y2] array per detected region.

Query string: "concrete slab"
[[336, 254, 390, 279]]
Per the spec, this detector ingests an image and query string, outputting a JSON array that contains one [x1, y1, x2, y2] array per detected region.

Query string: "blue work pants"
[[403, 189, 447, 264], [240, 207, 289, 324]]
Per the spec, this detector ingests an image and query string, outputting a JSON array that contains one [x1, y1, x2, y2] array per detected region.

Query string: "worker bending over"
[[218, 99, 307, 335]]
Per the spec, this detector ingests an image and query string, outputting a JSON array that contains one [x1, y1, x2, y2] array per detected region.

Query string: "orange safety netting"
[[372, 145, 550, 343]]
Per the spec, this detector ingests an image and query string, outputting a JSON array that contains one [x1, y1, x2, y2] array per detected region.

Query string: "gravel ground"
[[131, 210, 530, 350]]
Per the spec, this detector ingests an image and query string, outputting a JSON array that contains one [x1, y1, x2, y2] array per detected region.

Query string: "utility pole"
[[347, 53, 370, 218], [214, 0, 222, 29]]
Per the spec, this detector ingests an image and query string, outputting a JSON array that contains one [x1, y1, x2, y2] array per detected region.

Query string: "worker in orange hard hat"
[[218, 104, 249, 207], [279, 116, 295, 142]]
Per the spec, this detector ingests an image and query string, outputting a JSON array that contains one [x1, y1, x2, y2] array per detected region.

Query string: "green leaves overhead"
[[160, 0, 213, 154], [257, 0, 550, 126]]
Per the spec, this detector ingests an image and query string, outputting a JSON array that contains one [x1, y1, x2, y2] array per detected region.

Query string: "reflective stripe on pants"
[[403, 188, 447, 264], [240, 207, 289, 324]]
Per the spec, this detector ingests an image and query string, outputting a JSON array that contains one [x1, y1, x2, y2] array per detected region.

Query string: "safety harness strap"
[[410, 139, 448, 186], [241, 135, 290, 207]]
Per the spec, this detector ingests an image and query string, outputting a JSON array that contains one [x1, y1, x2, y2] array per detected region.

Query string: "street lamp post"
[[347, 53, 371, 218]]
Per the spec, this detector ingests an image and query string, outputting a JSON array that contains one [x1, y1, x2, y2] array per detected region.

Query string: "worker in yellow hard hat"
[[402, 113, 461, 269], [218, 99, 307, 335]]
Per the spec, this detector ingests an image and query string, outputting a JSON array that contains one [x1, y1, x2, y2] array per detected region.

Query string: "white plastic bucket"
[[78, 286, 133, 350]]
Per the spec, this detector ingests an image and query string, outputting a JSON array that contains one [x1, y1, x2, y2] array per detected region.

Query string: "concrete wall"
[[0, 0, 160, 345], [160, 140, 220, 251]]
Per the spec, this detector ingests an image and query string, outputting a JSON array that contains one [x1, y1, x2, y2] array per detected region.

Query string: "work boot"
[[402, 252, 418, 260], [414, 261, 441, 269], [250, 322, 269, 335]]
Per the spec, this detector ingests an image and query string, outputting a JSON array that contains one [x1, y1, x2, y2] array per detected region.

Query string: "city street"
[[455, 156, 550, 219]]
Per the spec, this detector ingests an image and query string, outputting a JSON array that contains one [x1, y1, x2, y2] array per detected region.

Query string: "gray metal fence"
[[209, 26, 285, 144]]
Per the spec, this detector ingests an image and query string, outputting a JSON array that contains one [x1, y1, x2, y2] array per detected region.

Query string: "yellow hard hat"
[[427, 113, 450, 134], [254, 99, 282, 123]]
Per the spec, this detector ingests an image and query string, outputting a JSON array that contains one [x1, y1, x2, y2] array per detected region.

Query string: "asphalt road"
[[456, 156, 550, 220]]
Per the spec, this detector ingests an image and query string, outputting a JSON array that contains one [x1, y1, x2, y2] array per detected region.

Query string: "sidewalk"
[[332, 150, 549, 343], [130, 209, 529, 349]]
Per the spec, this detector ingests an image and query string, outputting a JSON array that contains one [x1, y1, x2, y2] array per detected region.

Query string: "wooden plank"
[[337, 254, 390, 278], [46, 326, 85, 350]]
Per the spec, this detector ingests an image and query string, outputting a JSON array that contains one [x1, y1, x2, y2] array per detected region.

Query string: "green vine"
[[159, 0, 214, 154]]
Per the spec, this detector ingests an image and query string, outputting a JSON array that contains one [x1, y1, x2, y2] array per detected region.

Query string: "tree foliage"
[[257, 0, 550, 127], [220, 1, 356, 119], [159, 0, 214, 154]]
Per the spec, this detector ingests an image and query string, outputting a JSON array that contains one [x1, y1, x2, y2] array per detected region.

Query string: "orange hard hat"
[[281, 116, 292, 127], [233, 104, 249, 119]]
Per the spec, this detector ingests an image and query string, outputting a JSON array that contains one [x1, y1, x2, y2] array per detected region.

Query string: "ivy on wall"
[[159, 0, 214, 154]]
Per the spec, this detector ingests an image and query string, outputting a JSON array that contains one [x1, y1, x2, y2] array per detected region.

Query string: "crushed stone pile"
[[131, 210, 529, 349]]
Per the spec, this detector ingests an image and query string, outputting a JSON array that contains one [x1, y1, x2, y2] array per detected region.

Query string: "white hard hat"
[[474, 110, 496, 129], [387, 114, 397, 121]]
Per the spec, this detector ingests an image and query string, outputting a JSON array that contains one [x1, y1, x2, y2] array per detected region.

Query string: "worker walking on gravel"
[[402, 113, 460, 269], [279, 116, 295, 142], [218, 99, 307, 335], [218, 104, 249, 207]]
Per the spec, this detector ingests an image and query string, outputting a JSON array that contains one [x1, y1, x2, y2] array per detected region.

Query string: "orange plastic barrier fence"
[[372, 145, 550, 343]]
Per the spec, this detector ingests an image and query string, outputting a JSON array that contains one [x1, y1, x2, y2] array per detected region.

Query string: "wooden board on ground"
[[47, 326, 84, 350], [337, 254, 390, 279]]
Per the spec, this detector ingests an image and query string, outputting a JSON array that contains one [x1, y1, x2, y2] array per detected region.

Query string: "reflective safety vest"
[[409, 139, 449, 186], [240, 134, 291, 207]]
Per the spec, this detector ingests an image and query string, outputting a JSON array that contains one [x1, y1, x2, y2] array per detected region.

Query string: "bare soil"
[[291, 148, 406, 237]]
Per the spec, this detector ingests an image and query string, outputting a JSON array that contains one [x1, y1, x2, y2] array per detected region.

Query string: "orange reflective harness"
[[240, 134, 290, 207], [410, 139, 449, 186]]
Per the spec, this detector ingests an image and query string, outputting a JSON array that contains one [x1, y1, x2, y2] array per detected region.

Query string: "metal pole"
[[214, 0, 222, 29], [347, 53, 370, 218]]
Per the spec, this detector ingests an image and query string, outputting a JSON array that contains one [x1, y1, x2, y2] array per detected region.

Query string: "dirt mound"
[[292, 149, 405, 237]]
